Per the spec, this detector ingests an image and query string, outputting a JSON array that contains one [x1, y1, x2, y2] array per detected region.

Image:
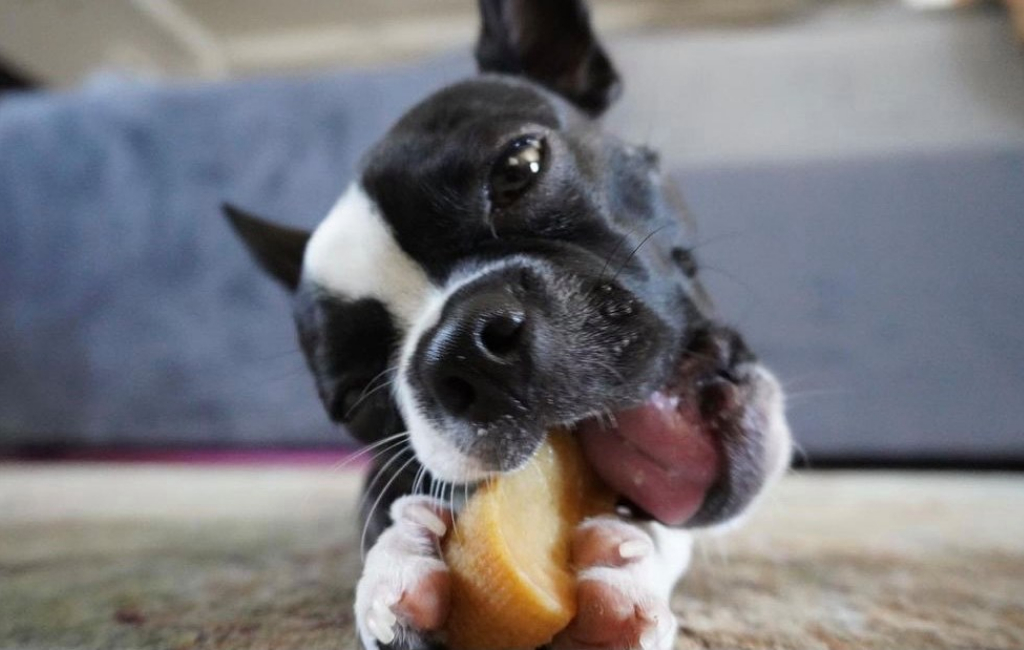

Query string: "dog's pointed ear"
[[475, 0, 622, 116], [223, 203, 309, 292]]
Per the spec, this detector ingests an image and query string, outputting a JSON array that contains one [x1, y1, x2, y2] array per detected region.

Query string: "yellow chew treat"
[[442, 431, 614, 650]]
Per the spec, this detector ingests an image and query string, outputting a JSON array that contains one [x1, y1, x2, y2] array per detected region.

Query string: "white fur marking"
[[304, 184, 431, 329], [395, 257, 539, 483]]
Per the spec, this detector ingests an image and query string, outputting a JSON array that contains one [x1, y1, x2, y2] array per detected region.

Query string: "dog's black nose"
[[420, 290, 532, 424]]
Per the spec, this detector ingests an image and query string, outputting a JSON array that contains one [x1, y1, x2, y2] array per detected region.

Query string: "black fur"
[[475, 0, 621, 115], [223, 203, 309, 291]]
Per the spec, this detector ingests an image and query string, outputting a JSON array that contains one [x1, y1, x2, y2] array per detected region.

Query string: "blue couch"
[[3, 9, 1023, 461]]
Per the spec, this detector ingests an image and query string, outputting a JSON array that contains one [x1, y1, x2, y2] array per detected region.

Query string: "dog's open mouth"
[[576, 390, 722, 526], [575, 339, 746, 526]]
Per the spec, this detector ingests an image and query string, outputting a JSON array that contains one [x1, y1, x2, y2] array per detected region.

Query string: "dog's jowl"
[[227, 1, 792, 648]]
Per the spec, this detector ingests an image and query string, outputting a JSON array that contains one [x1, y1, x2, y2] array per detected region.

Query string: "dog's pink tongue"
[[577, 394, 720, 525]]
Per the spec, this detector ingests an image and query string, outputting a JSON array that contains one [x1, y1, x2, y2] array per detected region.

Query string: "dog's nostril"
[[438, 375, 476, 416], [477, 312, 525, 359]]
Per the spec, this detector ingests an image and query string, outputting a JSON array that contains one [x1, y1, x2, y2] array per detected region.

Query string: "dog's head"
[[228, 0, 791, 529]]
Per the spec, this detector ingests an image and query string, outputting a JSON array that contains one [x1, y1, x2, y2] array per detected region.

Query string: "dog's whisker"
[[789, 439, 811, 469], [596, 231, 634, 284], [581, 222, 642, 308], [358, 439, 413, 476], [443, 480, 460, 542], [291, 434, 408, 513], [339, 430, 407, 463], [695, 263, 760, 306], [525, 455, 543, 483], [362, 364, 400, 396], [361, 452, 417, 561], [344, 377, 397, 421], [343, 365, 400, 421], [358, 444, 415, 514], [412, 464, 427, 496], [686, 229, 745, 254], [329, 432, 410, 473], [610, 224, 671, 285]]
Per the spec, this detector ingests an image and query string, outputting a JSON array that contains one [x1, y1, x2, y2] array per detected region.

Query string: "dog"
[[226, 1, 792, 648]]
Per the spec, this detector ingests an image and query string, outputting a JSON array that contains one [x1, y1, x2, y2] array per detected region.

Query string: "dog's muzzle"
[[399, 261, 791, 528]]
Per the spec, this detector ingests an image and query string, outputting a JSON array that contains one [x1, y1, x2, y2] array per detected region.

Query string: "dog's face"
[[228, 0, 791, 529]]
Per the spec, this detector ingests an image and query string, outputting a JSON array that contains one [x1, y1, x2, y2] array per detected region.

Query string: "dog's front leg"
[[553, 518, 693, 650], [356, 494, 454, 650]]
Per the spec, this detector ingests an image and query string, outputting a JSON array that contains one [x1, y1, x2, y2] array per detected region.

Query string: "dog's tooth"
[[618, 539, 652, 560], [408, 505, 447, 537]]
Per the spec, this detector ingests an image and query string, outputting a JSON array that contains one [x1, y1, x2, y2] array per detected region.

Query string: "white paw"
[[553, 518, 679, 650], [355, 495, 453, 649]]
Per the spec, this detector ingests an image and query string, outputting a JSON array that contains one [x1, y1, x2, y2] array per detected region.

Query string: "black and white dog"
[[227, 1, 791, 648]]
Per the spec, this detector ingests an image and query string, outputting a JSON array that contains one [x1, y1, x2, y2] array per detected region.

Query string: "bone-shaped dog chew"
[[442, 431, 616, 650]]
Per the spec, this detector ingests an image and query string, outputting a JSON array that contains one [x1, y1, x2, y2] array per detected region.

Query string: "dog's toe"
[[553, 517, 677, 650], [556, 571, 676, 650], [562, 576, 647, 648], [393, 565, 451, 632], [356, 496, 453, 649]]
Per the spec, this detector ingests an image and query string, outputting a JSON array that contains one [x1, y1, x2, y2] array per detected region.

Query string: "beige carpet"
[[1, 466, 1022, 650]]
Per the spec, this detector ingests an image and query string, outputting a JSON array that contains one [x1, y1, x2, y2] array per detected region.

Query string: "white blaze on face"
[[393, 262, 531, 483], [303, 184, 433, 330], [302, 183, 487, 481]]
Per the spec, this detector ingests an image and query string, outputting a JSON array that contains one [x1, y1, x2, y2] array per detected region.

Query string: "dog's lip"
[[576, 390, 722, 526]]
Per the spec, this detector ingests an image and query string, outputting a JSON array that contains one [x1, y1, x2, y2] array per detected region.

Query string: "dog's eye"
[[488, 135, 546, 208]]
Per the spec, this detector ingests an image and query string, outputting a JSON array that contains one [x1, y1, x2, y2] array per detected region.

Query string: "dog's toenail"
[[367, 607, 396, 644], [639, 627, 660, 650], [618, 539, 652, 560], [372, 599, 397, 627], [407, 506, 447, 537]]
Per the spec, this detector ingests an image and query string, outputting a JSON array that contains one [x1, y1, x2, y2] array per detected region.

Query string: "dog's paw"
[[355, 495, 453, 650], [552, 518, 678, 650]]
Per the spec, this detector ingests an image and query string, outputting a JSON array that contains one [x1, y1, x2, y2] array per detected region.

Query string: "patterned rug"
[[1, 466, 1022, 650]]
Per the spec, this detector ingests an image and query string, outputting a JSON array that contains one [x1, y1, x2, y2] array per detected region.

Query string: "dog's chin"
[[576, 362, 791, 528]]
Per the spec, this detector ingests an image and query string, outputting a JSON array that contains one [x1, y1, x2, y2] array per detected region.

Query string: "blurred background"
[[1, 0, 1022, 466]]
